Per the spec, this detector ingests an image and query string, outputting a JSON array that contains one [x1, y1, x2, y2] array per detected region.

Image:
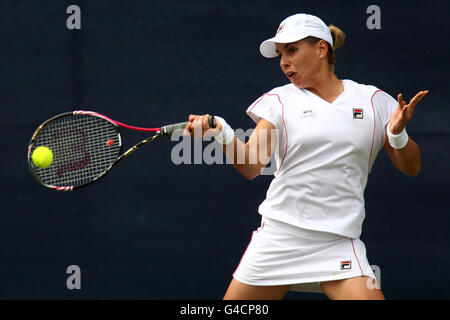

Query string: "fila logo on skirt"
[[353, 108, 363, 119], [341, 260, 352, 270]]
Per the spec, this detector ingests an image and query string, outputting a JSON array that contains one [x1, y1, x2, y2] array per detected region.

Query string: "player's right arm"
[[186, 115, 276, 180], [225, 118, 276, 180]]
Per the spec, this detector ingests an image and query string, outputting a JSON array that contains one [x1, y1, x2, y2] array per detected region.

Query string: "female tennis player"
[[185, 13, 428, 300]]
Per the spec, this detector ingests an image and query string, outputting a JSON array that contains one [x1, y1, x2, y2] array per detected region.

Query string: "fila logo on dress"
[[353, 108, 364, 119], [341, 260, 352, 270]]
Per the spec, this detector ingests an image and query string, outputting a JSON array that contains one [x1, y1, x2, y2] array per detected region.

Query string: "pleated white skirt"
[[233, 216, 376, 293]]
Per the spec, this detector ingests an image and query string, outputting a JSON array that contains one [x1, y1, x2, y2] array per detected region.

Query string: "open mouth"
[[286, 71, 296, 80]]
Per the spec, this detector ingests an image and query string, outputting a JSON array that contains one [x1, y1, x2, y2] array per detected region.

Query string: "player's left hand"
[[389, 90, 429, 134]]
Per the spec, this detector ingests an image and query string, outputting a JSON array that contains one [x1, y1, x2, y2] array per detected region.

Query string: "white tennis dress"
[[233, 79, 397, 292]]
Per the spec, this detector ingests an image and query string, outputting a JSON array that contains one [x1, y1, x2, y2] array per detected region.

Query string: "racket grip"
[[160, 121, 189, 136], [160, 116, 216, 136]]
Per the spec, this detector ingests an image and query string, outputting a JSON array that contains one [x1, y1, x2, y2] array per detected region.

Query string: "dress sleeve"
[[246, 93, 282, 128], [370, 89, 399, 159], [371, 90, 398, 128]]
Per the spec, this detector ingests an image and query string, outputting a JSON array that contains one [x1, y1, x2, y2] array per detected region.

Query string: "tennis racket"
[[27, 110, 216, 191]]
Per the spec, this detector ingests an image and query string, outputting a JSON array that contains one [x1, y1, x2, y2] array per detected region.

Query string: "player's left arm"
[[384, 90, 429, 176]]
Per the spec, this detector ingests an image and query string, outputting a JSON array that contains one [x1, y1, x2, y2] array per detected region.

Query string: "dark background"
[[0, 0, 448, 299]]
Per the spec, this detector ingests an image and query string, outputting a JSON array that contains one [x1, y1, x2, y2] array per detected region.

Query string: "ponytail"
[[303, 24, 346, 67], [329, 24, 346, 51], [326, 24, 346, 66]]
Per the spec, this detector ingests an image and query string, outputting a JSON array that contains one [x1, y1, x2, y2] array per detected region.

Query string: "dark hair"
[[303, 24, 346, 67]]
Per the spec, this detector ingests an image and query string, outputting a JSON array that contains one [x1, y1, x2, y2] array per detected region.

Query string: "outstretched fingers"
[[408, 90, 429, 108], [397, 93, 407, 111]]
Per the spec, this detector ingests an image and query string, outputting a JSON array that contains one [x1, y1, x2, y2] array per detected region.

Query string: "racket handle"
[[160, 121, 189, 136], [160, 115, 216, 136]]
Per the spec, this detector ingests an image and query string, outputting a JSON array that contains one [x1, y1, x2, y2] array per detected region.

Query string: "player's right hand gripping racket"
[[27, 110, 216, 191]]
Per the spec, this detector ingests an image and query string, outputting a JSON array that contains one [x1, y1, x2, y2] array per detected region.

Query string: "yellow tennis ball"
[[32, 146, 53, 169]]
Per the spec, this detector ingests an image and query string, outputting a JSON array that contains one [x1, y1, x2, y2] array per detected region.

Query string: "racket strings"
[[30, 114, 121, 187]]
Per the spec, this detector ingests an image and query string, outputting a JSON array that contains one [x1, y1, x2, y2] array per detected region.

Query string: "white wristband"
[[213, 116, 234, 145], [387, 122, 409, 149]]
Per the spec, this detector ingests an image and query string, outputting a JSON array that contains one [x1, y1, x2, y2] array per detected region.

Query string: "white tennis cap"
[[259, 13, 333, 58]]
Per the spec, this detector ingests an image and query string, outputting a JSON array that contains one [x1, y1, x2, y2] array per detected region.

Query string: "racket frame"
[[28, 111, 214, 191], [27, 111, 128, 191]]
